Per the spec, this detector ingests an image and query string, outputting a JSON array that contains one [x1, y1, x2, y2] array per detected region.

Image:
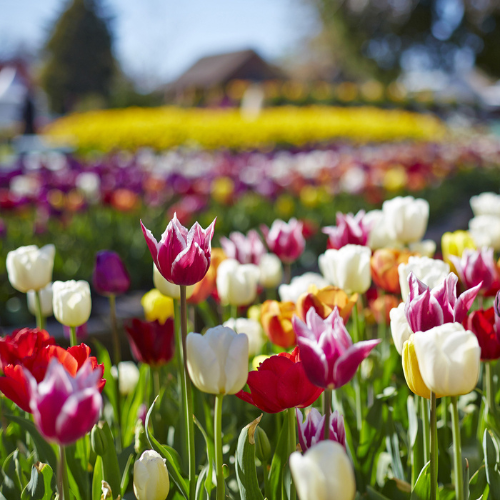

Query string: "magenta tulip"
[[450, 248, 499, 295], [220, 229, 266, 265], [404, 272, 480, 333], [25, 358, 102, 446], [141, 213, 216, 286], [322, 210, 372, 250], [261, 218, 305, 264], [92, 250, 130, 296], [292, 307, 380, 389], [296, 407, 346, 451]]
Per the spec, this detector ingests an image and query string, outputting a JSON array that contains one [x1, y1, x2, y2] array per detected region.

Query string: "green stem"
[[262, 458, 270, 499], [57, 446, 70, 500], [69, 326, 77, 348], [421, 396, 430, 464], [485, 362, 497, 417], [430, 392, 438, 500], [181, 285, 196, 500], [230, 304, 238, 319], [34, 290, 45, 330], [287, 408, 297, 500], [284, 263, 292, 285], [451, 396, 464, 500], [153, 367, 161, 399], [215, 394, 225, 500], [109, 294, 122, 451], [352, 300, 359, 343], [352, 300, 363, 431], [323, 389, 332, 441]]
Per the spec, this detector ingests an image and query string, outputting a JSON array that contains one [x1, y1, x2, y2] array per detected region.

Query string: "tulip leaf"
[[366, 486, 392, 499], [193, 415, 214, 497], [65, 442, 88, 500], [120, 452, 134, 498], [22, 463, 55, 500], [4, 415, 57, 472], [410, 462, 430, 500], [483, 429, 500, 500], [93, 421, 121, 498], [92, 456, 103, 500], [145, 397, 189, 499], [268, 411, 289, 500], [469, 465, 488, 500], [195, 465, 209, 500], [121, 364, 148, 448], [1, 451, 21, 499]]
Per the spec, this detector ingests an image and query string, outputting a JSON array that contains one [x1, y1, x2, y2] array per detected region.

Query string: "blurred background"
[[1, 0, 500, 328]]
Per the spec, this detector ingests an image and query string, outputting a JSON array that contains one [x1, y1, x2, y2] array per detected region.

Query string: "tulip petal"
[[454, 282, 482, 323], [277, 362, 322, 409], [186, 334, 220, 394], [333, 339, 380, 388], [140, 221, 161, 268], [296, 337, 329, 388], [0, 365, 31, 412], [224, 333, 249, 395]]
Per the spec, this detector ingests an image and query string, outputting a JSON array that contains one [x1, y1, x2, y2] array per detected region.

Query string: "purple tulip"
[[220, 229, 266, 265], [322, 210, 372, 250], [292, 307, 380, 389], [450, 248, 499, 294], [261, 218, 305, 264], [141, 213, 216, 286], [404, 272, 481, 333], [25, 358, 102, 446], [296, 407, 346, 451], [92, 250, 130, 296]]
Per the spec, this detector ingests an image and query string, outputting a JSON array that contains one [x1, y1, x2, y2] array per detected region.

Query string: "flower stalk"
[[58, 445, 70, 500], [430, 392, 438, 500], [485, 362, 497, 417], [287, 407, 297, 500], [451, 396, 464, 500], [215, 394, 225, 500], [421, 396, 430, 464], [323, 389, 332, 440], [34, 290, 45, 330]]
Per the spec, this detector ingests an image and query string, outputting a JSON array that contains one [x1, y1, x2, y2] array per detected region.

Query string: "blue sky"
[[0, 0, 318, 86]]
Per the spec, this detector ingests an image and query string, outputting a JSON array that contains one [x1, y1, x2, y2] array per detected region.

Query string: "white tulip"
[[319, 245, 371, 294], [469, 215, 500, 250], [186, 326, 248, 395], [409, 240, 436, 258], [112, 361, 140, 396], [75, 172, 101, 203], [470, 192, 500, 217], [258, 253, 283, 288], [364, 210, 401, 250], [398, 256, 450, 301], [390, 302, 412, 355], [278, 273, 328, 303], [152, 264, 194, 299], [27, 283, 53, 317], [6, 244, 55, 293], [290, 441, 356, 500], [224, 317, 265, 357], [52, 280, 91, 327], [413, 323, 480, 397], [216, 259, 260, 306], [382, 196, 429, 244], [133, 450, 170, 500]]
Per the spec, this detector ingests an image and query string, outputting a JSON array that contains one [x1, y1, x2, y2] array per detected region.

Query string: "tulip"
[[153, 264, 194, 300], [319, 245, 371, 294], [322, 210, 371, 250], [450, 248, 499, 295], [6, 244, 55, 293], [441, 230, 476, 267], [364, 210, 400, 250], [382, 196, 429, 244], [53, 280, 92, 327], [125, 318, 175, 366], [223, 317, 265, 357], [92, 250, 130, 296], [296, 407, 346, 451], [402, 334, 433, 399], [258, 253, 283, 288], [141, 213, 216, 286], [469, 215, 500, 251], [25, 358, 103, 445], [398, 256, 450, 301], [112, 361, 140, 396], [404, 272, 480, 334], [390, 302, 412, 355], [293, 307, 380, 389], [216, 259, 260, 306], [134, 450, 170, 500], [408, 240, 436, 258], [220, 229, 266, 265], [186, 326, 248, 395], [371, 249, 414, 294], [260, 300, 297, 348], [470, 192, 500, 217], [27, 283, 53, 318], [413, 323, 480, 397], [279, 272, 328, 303], [236, 346, 323, 413], [289, 441, 356, 500], [261, 218, 305, 264], [296, 285, 357, 323], [188, 248, 226, 304], [141, 289, 174, 325], [463, 308, 500, 361], [369, 294, 400, 326]]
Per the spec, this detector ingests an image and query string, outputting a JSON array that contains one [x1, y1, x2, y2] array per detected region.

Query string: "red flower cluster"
[[0, 328, 105, 412], [464, 307, 500, 361]]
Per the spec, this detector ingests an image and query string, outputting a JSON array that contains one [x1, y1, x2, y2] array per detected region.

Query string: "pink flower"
[[296, 407, 346, 451], [261, 218, 305, 264], [220, 229, 266, 265], [141, 213, 216, 286], [322, 210, 372, 250], [292, 307, 380, 389], [25, 358, 102, 446], [404, 272, 480, 333], [450, 248, 499, 295]]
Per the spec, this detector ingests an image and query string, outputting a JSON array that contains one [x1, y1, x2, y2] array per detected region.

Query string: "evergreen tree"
[[41, 0, 115, 114]]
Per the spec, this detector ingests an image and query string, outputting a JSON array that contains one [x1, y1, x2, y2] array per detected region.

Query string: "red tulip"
[[236, 347, 323, 413], [125, 318, 175, 367], [464, 307, 500, 361], [261, 218, 305, 264], [322, 210, 372, 250]]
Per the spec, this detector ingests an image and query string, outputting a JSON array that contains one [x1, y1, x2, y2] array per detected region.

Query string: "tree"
[[40, 0, 115, 114]]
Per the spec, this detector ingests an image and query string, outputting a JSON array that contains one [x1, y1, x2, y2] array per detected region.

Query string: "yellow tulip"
[[141, 289, 174, 325], [441, 231, 476, 267], [402, 335, 433, 400]]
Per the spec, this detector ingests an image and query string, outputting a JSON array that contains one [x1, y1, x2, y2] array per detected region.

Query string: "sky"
[[0, 0, 318, 87]]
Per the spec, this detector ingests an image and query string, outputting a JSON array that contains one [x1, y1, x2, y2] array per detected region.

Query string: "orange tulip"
[[261, 300, 296, 348], [370, 249, 414, 294], [296, 285, 358, 323], [369, 294, 401, 325], [188, 248, 226, 304]]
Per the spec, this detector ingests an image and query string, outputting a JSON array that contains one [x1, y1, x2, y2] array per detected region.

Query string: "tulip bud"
[[469, 215, 500, 251], [470, 192, 500, 217], [216, 259, 260, 306], [371, 249, 413, 295], [92, 250, 130, 296], [278, 273, 328, 303], [111, 361, 140, 396], [141, 289, 174, 325], [261, 300, 296, 348], [390, 302, 412, 355], [382, 196, 429, 244], [134, 420, 149, 455], [153, 264, 194, 299], [364, 210, 400, 250], [223, 318, 265, 357], [261, 218, 305, 264], [402, 335, 432, 399], [441, 230, 476, 267], [254, 426, 272, 462], [91, 423, 107, 456], [52, 280, 92, 327], [7, 244, 55, 293], [408, 240, 436, 258], [450, 247, 498, 294], [27, 283, 53, 317], [258, 253, 283, 288], [134, 450, 170, 500]]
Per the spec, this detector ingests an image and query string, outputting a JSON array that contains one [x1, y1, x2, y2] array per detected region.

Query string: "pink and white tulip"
[[296, 407, 346, 451], [450, 247, 499, 294], [220, 229, 266, 265], [261, 218, 305, 264], [322, 210, 372, 250]]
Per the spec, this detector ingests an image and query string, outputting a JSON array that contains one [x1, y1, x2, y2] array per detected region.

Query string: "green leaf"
[[267, 411, 289, 500], [65, 442, 87, 500], [21, 463, 55, 500], [410, 462, 430, 500], [121, 364, 147, 448], [193, 415, 214, 497], [483, 429, 500, 500], [235, 415, 265, 500], [93, 340, 118, 423], [367, 486, 392, 499], [120, 453, 134, 498], [92, 456, 103, 500], [94, 421, 121, 497], [469, 465, 488, 500], [1, 451, 21, 500]]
